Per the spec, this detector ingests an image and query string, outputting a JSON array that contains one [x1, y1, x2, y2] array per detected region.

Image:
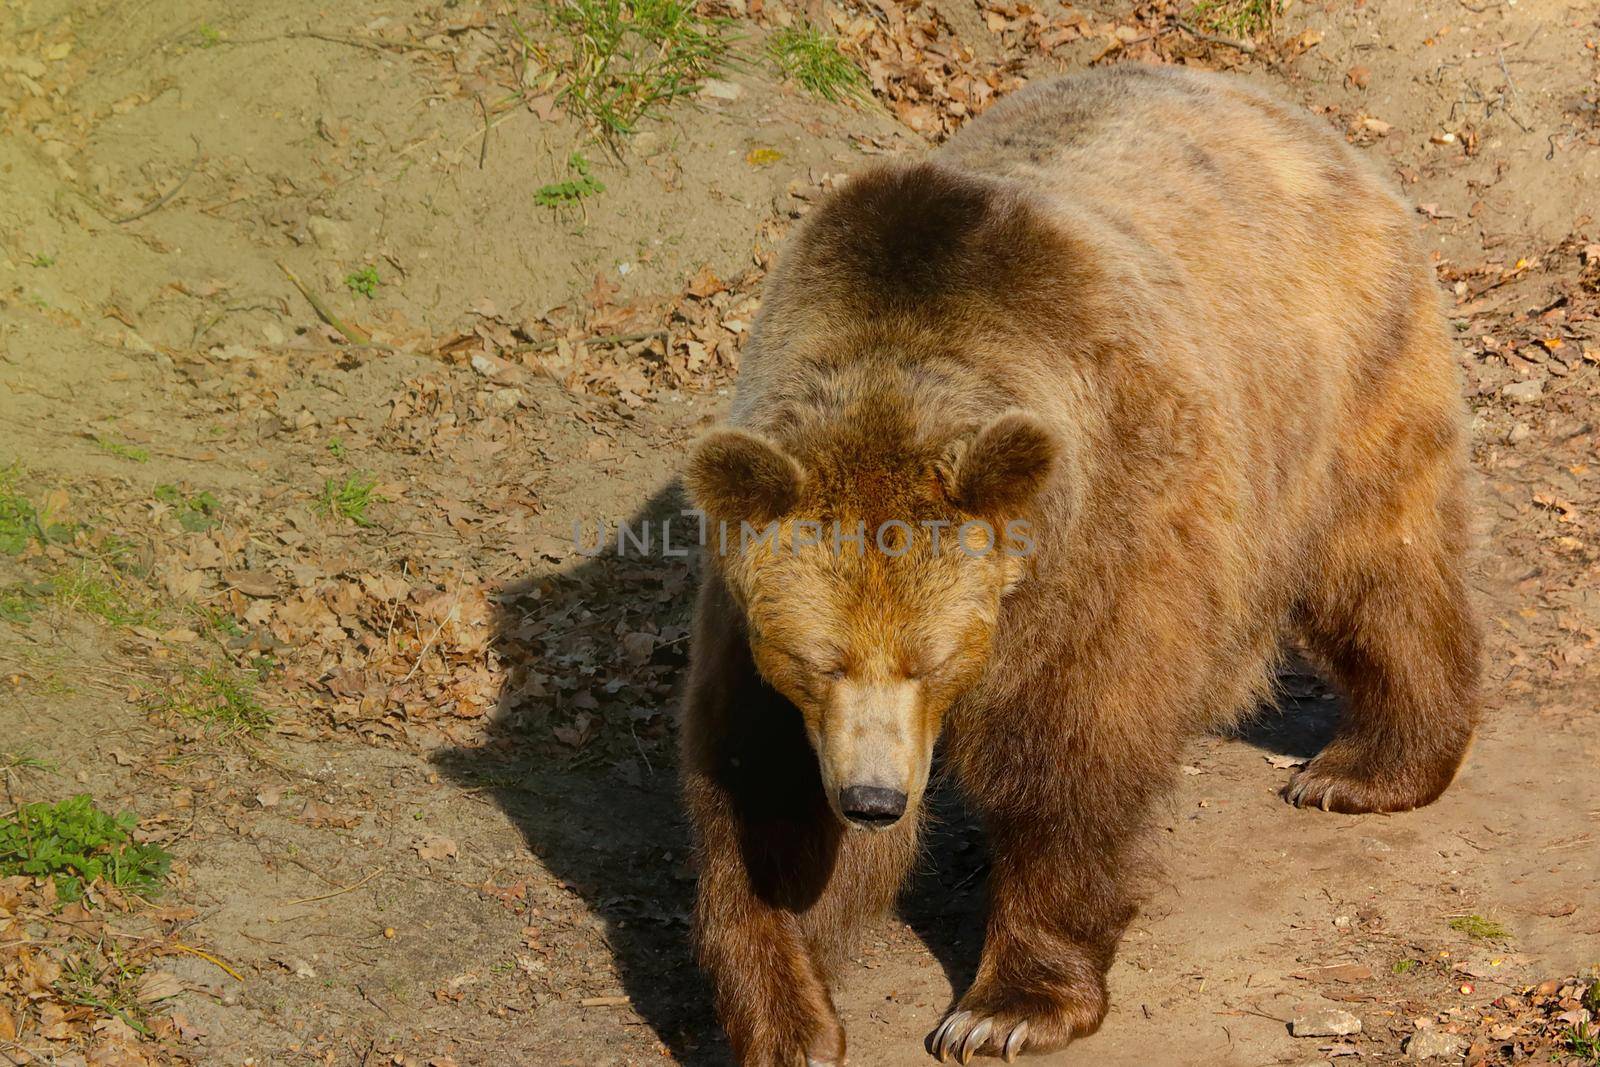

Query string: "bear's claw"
[[930, 1011, 1029, 1063], [1283, 768, 1339, 812], [1283, 748, 1454, 815]]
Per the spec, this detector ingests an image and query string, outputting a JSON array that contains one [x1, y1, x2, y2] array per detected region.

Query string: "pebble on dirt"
[[1404, 1028, 1466, 1060], [1289, 1008, 1363, 1037], [1501, 379, 1546, 403]]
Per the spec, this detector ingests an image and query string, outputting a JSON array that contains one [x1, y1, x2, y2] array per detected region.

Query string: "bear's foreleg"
[[685, 760, 921, 1066], [933, 714, 1172, 1062], [686, 772, 847, 1066], [683, 578, 920, 1065]]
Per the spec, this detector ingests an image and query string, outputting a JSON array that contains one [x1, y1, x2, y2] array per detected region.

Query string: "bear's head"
[[686, 410, 1057, 830]]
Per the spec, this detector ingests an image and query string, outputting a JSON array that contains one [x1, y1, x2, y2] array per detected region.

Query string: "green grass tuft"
[[1187, 0, 1277, 36], [1569, 1021, 1600, 1064], [345, 265, 381, 299], [95, 438, 150, 463], [1, 466, 43, 554], [1391, 958, 1418, 974], [766, 25, 867, 103], [0, 794, 171, 903], [535, 152, 607, 207], [51, 564, 153, 627], [1, 583, 46, 624], [316, 472, 382, 526], [193, 604, 246, 639], [157, 665, 272, 734], [548, 0, 727, 138], [1447, 914, 1510, 940], [1, 748, 55, 773], [154, 484, 221, 531], [56, 946, 155, 1036]]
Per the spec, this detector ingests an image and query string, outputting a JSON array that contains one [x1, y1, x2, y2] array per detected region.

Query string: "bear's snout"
[[838, 785, 908, 828]]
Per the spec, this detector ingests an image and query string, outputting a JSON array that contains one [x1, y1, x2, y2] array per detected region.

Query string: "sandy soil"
[[2, 0, 1598, 1064]]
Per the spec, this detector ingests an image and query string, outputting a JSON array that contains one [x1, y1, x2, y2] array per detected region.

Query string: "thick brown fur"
[[680, 65, 1480, 1065]]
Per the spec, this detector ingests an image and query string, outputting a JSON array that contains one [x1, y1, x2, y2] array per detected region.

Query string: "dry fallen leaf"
[[686, 264, 726, 300], [136, 969, 185, 1004], [222, 569, 278, 597], [1286, 28, 1324, 55], [414, 835, 459, 863]]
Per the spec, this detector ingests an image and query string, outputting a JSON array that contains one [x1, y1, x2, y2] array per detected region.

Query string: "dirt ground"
[[2, 0, 1598, 1064]]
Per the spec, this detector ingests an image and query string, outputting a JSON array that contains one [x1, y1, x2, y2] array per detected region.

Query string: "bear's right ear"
[[685, 428, 804, 528]]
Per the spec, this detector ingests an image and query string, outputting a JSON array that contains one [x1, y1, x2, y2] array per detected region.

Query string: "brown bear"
[[679, 64, 1480, 1065]]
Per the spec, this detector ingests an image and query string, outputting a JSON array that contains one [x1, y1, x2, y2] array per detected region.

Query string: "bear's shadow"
[[438, 482, 1345, 1064]]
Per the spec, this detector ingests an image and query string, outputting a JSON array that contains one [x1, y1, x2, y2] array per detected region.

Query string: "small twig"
[[236, 929, 290, 947], [518, 329, 669, 353], [630, 720, 655, 776], [1215, 1005, 1291, 1024], [275, 259, 371, 344], [400, 605, 455, 684], [287, 30, 451, 54], [282, 867, 384, 907], [1496, 49, 1518, 97], [1547, 365, 1594, 397], [580, 995, 632, 1008], [1172, 18, 1257, 54], [474, 93, 491, 169], [357, 984, 398, 1021], [111, 136, 202, 223], [171, 942, 244, 982]]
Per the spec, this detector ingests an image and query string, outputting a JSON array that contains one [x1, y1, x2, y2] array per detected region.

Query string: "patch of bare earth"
[[2, 0, 1597, 1064]]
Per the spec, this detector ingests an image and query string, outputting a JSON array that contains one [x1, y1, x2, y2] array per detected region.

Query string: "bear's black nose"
[[839, 785, 907, 827]]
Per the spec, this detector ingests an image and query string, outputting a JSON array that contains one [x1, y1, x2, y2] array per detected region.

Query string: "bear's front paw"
[[736, 1019, 845, 1067], [1284, 744, 1458, 814], [736, 1035, 843, 1067], [927, 980, 1106, 1063]]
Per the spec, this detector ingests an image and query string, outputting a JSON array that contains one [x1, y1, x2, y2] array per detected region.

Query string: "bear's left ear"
[[685, 427, 805, 529], [939, 411, 1058, 516]]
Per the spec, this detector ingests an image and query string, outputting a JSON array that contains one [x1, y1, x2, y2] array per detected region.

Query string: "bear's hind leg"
[[1287, 502, 1481, 814]]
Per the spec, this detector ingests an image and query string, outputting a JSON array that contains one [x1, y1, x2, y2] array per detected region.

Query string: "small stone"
[[487, 386, 524, 413], [470, 352, 514, 380], [1506, 422, 1531, 444], [1290, 1009, 1363, 1037], [1405, 1029, 1464, 1059], [306, 215, 351, 254], [699, 78, 744, 101], [1501, 379, 1545, 403]]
